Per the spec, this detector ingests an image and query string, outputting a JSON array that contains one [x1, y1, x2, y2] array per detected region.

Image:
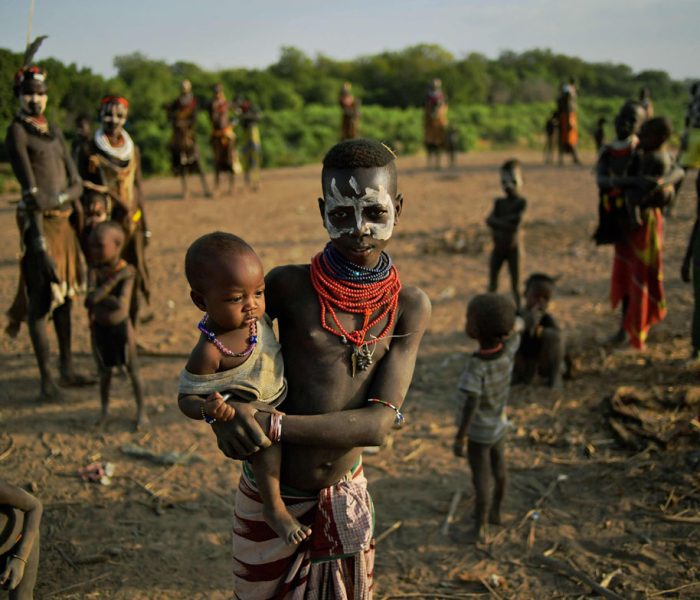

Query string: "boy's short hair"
[[525, 273, 558, 292], [468, 293, 515, 340], [91, 220, 124, 245], [500, 159, 521, 173], [322, 139, 396, 169], [185, 231, 254, 291], [322, 139, 398, 196]]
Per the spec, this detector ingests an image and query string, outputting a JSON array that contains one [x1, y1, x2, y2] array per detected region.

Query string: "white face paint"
[[20, 92, 47, 117], [323, 177, 396, 240], [101, 105, 128, 136], [500, 169, 522, 193]]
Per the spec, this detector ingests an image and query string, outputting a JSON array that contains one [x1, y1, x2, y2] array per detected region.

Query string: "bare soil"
[[1, 150, 698, 599]]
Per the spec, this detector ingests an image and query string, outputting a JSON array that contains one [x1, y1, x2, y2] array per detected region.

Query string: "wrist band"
[[368, 398, 404, 428], [268, 413, 283, 443], [11, 554, 27, 564], [201, 403, 216, 424]]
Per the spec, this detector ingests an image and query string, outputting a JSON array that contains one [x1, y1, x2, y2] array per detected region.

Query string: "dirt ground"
[[1, 150, 699, 599]]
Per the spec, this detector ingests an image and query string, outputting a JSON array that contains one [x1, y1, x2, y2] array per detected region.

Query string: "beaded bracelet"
[[268, 413, 283, 443], [201, 403, 216, 424], [11, 554, 27, 564], [367, 398, 404, 428]]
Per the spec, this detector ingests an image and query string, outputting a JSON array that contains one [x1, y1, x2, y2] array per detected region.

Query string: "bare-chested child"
[[512, 273, 565, 388], [177, 233, 310, 545], [207, 139, 431, 598], [85, 221, 147, 430], [487, 159, 527, 309], [0, 478, 42, 599], [453, 293, 522, 543]]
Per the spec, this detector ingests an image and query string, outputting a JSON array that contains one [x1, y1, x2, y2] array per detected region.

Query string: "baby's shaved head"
[[185, 231, 256, 292]]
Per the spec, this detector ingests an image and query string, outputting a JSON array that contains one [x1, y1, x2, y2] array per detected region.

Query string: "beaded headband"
[[100, 95, 129, 109]]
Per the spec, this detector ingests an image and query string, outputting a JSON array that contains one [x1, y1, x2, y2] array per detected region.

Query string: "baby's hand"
[[203, 392, 236, 422], [453, 437, 467, 458]]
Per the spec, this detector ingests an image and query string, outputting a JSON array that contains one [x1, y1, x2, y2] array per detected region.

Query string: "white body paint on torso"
[[324, 177, 395, 240]]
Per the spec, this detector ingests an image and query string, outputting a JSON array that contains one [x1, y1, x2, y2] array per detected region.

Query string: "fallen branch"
[[45, 573, 110, 597], [531, 554, 624, 600], [441, 489, 463, 535], [375, 520, 402, 544], [659, 513, 700, 524], [648, 581, 700, 597], [0, 435, 14, 462], [402, 441, 425, 462]]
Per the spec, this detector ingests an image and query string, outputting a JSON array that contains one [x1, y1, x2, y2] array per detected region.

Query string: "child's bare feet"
[[488, 508, 502, 526], [263, 506, 312, 545]]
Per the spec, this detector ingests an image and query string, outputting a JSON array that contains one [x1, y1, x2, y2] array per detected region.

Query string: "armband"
[[367, 398, 404, 428], [268, 413, 283, 443], [11, 554, 27, 564]]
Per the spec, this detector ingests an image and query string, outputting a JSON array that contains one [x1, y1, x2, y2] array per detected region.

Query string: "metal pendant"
[[351, 344, 373, 377]]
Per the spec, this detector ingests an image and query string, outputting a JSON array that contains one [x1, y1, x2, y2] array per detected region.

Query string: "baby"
[[177, 232, 310, 544]]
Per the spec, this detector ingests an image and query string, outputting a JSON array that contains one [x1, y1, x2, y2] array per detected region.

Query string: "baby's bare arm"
[[178, 341, 224, 420]]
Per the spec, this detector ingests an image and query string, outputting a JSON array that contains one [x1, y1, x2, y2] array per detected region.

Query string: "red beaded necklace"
[[310, 251, 401, 373]]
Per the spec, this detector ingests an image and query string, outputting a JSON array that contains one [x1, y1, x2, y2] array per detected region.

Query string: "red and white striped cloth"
[[232, 462, 375, 599]]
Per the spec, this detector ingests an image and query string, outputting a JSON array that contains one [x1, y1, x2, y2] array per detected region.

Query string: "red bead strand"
[[309, 251, 402, 347]]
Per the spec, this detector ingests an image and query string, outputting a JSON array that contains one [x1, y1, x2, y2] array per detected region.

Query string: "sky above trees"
[[0, 0, 698, 80]]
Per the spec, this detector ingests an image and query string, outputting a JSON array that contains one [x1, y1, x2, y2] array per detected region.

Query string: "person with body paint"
[[209, 138, 431, 598], [5, 43, 89, 402], [77, 95, 151, 326]]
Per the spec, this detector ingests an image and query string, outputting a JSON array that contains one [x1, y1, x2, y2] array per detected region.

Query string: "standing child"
[[487, 159, 527, 309], [0, 478, 42, 598], [85, 221, 147, 430], [177, 232, 310, 545], [453, 293, 521, 542]]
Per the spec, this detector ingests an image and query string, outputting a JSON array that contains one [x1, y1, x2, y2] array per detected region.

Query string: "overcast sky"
[[1, 0, 697, 81]]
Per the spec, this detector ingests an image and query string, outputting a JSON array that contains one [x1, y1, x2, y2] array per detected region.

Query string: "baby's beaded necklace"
[[198, 315, 258, 358], [310, 243, 401, 375]]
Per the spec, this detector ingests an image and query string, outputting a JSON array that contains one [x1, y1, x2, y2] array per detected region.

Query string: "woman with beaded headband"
[[78, 95, 151, 325], [5, 39, 88, 402], [208, 139, 432, 598]]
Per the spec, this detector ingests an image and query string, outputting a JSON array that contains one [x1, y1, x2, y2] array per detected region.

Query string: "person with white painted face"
[[211, 139, 431, 598], [5, 62, 87, 401], [486, 159, 527, 310], [78, 95, 151, 325]]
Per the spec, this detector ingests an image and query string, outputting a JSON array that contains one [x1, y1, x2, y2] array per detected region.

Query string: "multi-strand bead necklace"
[[310, 243, 401, 375], [198, 315, 258, 358]]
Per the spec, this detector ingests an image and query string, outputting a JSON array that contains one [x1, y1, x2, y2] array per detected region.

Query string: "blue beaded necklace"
[[321, 242, 392, 283]]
